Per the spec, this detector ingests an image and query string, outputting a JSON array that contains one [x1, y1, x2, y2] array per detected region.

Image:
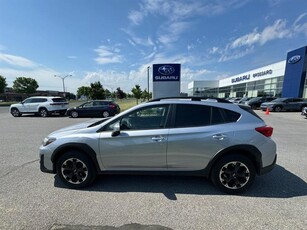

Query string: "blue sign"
[[153, 64, 181, 81], [282, 46, 307, 98]]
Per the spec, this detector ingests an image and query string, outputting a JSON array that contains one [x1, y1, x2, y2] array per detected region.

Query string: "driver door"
[[98, 104, 171, 170]]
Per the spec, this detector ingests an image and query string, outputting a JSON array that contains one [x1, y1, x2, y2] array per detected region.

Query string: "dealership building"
[[188, 45, 307, 99]]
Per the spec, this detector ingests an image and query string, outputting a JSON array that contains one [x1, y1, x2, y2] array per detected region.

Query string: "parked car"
[[40, 97, 276, 194], [246, 97, 276, 110], [228, 97, 242, 103], [66, 100, 120, 118], [260, 98, 307, 112], [238, 97, 253, 104], [301, 107, 307, 118], [10, 96, 68, 117]]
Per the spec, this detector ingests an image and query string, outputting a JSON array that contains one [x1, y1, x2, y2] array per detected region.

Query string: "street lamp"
[[54, 74, 72, 97], [147, 66, 150, 101]]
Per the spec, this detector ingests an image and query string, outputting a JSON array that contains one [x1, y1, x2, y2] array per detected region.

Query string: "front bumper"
[[40, 154, 54, 173]]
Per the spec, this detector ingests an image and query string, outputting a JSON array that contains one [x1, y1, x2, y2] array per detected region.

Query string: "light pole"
[[147, 66, 150, 101], [54, 74, 72, 97]]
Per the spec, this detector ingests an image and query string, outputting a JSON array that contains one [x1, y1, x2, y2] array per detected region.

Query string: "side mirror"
[[111, 122, 120, 137]]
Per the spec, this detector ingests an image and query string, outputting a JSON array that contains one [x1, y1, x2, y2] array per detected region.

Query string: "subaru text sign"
[[152, 63, 181, 99], [153, 64, 181, 81]]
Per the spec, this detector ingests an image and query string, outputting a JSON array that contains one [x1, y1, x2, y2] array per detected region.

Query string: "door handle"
[[212, 134, 227, 140], [151, 136, 166, 142]]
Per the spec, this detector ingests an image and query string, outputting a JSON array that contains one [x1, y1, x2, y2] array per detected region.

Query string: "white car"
[[10, 96, 68, 117]]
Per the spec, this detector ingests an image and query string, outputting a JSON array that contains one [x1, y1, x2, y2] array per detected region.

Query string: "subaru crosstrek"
[[40, 97, 277, 194]]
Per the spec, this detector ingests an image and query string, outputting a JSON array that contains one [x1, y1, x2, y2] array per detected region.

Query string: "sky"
[[0, 0, 307, 94]]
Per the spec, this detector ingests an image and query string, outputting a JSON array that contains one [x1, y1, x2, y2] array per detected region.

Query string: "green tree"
[[0, 75, 7, 94], [105, 89, 111, 98], [141, 89, 152, 102], [116, 87, 126, 99], [131, 85, 142, 104], [89, 81, 106, 100], [77, 86, 91, 99], [13, 77, 39, 94]]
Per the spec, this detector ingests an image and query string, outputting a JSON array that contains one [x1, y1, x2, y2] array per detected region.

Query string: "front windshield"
[[248, 97, 261, 102]]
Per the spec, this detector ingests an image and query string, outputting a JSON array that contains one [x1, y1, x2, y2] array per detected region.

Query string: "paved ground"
[[0, 107, 306, 230]]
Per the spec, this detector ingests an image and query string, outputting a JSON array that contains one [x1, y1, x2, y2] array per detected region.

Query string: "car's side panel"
[[99, 129, 169, 170], [166, 124, 235, 170]]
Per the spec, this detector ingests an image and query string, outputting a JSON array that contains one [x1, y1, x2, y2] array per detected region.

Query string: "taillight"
[[255, 126, 273, 137], [108, 104, 116, 109]]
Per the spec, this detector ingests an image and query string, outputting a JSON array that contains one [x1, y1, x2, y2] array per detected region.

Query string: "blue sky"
[[0, 0, 306, 94]]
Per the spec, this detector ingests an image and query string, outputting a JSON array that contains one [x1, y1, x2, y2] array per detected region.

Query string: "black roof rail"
[[148, 97, 232, 103]]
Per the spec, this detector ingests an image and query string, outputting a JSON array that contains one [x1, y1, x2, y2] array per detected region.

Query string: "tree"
[[89, 81, 106, 100], [105, 89, 112, 98], [13, 77, 39, 94], [131, 85, 142, 104], [77, 86, 91, 99], [0, 75, 7, 94], [141, 89, 152, 102], [116, 87, 126, 99]]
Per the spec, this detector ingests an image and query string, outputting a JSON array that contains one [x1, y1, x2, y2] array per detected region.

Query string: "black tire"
[[11, 108, 21, 117], [102, 111, 110, 118], [211, 154, 256, 194], [56, 151, 97, 189], [274, 106, 282, 112], [71, 110, 79, 118], [39, 108, 49, 117]]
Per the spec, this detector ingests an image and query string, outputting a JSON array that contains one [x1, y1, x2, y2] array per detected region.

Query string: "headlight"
[[42, 137, 56, 146]]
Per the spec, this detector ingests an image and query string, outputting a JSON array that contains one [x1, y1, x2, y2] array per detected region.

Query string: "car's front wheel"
[[39, 108, 49, 117], [56, 151, 97, 189], [274, 106, 282, 112], [71, 110, 79, 118], [211, 154, 256, 194], [11, 108, 21, 117]]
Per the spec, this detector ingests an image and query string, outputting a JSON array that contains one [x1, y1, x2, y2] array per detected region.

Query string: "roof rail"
[[148, 97, 232, 103]]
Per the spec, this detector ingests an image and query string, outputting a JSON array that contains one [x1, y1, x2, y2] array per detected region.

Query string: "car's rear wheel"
[[102, 111, 110, 118], [39, 108, 49, 117], [211, 154, 256, 194], [71, 111, 79, 118], [56, 151, 96, 189], [11, 108, 21, 117], [274, 106, 282, 112]]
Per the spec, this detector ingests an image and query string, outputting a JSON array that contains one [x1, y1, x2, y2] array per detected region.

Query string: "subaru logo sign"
[[158, 65, 175, 75], [288, 55, 301, 64]]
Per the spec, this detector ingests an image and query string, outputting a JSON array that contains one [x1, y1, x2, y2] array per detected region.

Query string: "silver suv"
[[40, 97, 277, 194], [10, 96, 68, 117]]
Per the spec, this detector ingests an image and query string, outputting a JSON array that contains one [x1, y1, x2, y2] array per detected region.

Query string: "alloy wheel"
[[219, 161, 250, 190], [61, 158, 89, 184]]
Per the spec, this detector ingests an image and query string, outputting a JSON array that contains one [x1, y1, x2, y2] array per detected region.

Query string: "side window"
[[83, 102, 94, 107], [211, 107, 226, 125], [104, 105, 170, 131], [223, 109, 241, 122], [23, 99, 32, 104], [174, 104, 211, 128]]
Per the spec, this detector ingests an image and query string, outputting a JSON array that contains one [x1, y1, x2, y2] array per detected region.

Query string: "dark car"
[[260, 98, 307, 112], [245, 97, 276, 109], [66, 100, 120, 118], [238, 97, 253, 104]]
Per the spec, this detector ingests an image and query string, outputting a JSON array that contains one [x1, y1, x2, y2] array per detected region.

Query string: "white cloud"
[[94, 45, 123, 65], [0, 53, 38, 68], [293, 12, 307, 36], [212, 16, 306, 62]]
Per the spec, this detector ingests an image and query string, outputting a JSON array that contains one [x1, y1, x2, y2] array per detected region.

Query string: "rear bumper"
[[259, 154, 277, 175]]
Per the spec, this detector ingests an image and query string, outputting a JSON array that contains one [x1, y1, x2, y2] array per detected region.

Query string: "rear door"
[[167, 104, 237, 171]]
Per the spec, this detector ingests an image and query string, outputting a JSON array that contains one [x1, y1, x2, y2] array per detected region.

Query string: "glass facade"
[[190, 76, 285, 98]]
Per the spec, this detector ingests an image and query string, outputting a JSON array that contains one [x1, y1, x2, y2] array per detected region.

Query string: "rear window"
[[238, 105, 262, 120], [52, 98, 66, 103]]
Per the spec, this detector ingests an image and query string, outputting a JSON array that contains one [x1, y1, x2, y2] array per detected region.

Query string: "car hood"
[[49, 118, 108, 136]]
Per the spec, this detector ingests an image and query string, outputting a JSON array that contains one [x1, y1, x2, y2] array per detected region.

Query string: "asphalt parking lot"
[[0, 107, 306, 230]]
